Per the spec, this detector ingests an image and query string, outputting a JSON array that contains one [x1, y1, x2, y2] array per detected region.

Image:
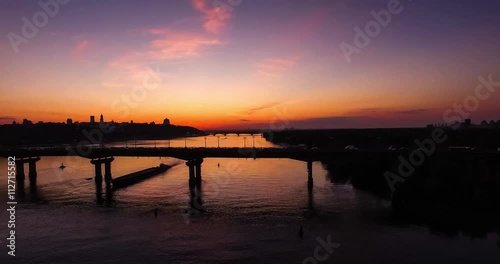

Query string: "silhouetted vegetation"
[[266, 128, 500, 237], [266, 127, 500, 150]]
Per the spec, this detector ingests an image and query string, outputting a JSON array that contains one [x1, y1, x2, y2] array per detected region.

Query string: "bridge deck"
[[1, 147, 499, 161]]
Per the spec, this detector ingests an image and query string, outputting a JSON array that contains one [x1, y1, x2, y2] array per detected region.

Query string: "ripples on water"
[[1, 136, 499, 263]]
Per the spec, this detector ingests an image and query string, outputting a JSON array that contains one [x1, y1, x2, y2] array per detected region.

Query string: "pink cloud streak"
[[71, 40, 89, 61], [255, 57, 299, 78], [147, 28, 222, 60], [191, 0, 231, 34]]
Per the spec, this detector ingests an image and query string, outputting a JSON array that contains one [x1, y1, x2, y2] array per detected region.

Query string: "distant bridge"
[[202, 129, 263, 136]]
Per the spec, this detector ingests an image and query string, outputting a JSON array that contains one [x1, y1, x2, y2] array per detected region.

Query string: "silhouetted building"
[[163, 118, 170, 125], [12, 121, 16, 125], [22, 119, 33, 125], [464, 118, 472, 129], [67, 118, 73, 125], [100, 114, 104, 123], [90, 116, 95, 124]]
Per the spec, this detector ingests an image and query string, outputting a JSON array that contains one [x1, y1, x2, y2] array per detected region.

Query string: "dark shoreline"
[[261, 128, 500, 219], [0, 122, 205, 146], [264, 127, 500, 150]]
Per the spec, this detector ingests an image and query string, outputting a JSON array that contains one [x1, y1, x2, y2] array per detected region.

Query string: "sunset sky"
[[1, 0, 499, 129]]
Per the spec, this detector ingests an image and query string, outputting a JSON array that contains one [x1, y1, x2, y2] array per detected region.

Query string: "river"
[[0, 135, 498, 263]]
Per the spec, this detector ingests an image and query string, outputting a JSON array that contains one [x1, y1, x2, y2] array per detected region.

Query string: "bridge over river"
[[2, 147, 499, 204]]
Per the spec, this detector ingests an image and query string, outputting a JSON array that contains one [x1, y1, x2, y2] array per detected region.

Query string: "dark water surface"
[[1, 136, 499, 263]]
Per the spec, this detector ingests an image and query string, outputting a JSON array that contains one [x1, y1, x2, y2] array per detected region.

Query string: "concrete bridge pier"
[[14, 157, 41, 191], [307, 160, 313, 191], [91, 157, 114, 188], [94, 163, 102, 186], [195, 158, 203, 188], [186, 158, 203, 188], [186, 160, 196, 188], [104, 161, 112, 189], [28, 158, 41, 191], [186, 158, 204, 210], [15, 160, 25, 191], [28, 161, 37, 183]]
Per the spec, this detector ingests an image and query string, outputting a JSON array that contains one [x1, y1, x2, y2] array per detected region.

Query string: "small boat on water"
[[59, 163, 66, 169]]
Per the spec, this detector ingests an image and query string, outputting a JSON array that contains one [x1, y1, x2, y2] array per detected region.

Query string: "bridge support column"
[[91, 157, 114, 188], [195, 158, 203, 188], [28, 161, 37, 183], [307, 160, 313, 191], [104, 161, 113, 189], [14, 157, 41, 192], [186, 158, 204, 211], [28, 157, 41, 190], [186, 160, 196, 188], [15, 160, 25, 190], [94, 164, 102, 186]]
